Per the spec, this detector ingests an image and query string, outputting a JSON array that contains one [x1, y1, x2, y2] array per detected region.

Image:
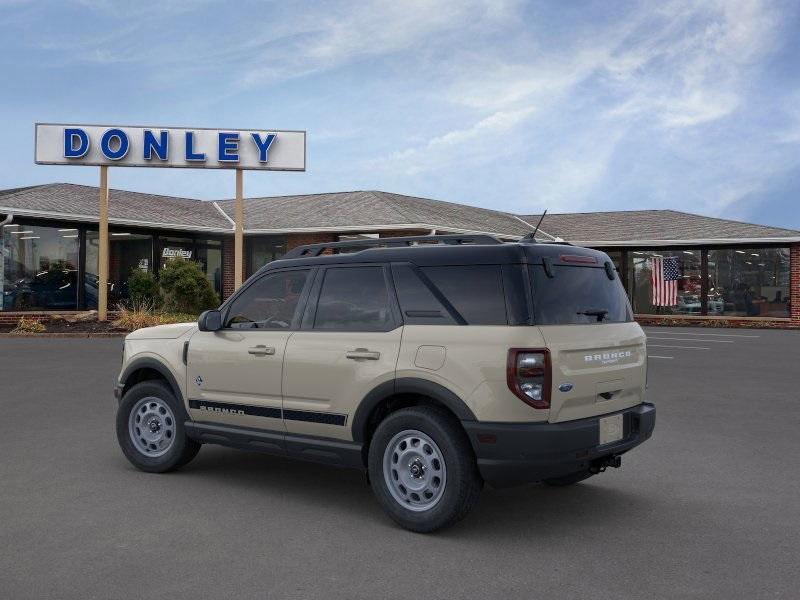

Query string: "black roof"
[[262, 235, 612, 273]]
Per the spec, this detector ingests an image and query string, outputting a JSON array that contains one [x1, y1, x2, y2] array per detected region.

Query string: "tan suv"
[[115, 234, 655, 532]]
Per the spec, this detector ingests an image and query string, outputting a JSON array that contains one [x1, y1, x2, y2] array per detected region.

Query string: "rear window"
[[530, 265, 632, 325]]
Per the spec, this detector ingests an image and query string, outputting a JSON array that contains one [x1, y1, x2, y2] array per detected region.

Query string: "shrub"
[[11, 316, 46, 334], [127, 269, 162, 308], [113, 301, 164, 331], [158, 259, 219, 314], [113, 301, 200, 332]]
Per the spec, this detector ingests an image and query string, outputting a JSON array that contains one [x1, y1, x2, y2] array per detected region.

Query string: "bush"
[[127, 269, 162, 308], [11, 316, 46, 334], [158, 259, 219, 314]]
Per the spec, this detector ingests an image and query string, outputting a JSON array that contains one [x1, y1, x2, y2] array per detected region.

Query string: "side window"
[[225, 269, 310, 329], [314, 266, 393, 331], [391, 264, 456, 325], [421, 265, 507, 325]]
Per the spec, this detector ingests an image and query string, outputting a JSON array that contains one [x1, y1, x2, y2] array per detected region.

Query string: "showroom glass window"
[[707, 248, 790, 318], [196, 239, 223, 299], [628, 249, 702, 314], [85, 230, 153, 308], [247, 236, 287, 277], [1, 223, 80, 310]]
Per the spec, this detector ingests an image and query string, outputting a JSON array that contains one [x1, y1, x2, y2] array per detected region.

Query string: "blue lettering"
[[185, 131, 205, 161], [218, 132, 239, 162], [251, 133, 276, 162], [100, 128, 129, 160], [143, 130, 168, 160], [64, 128, 89, 158]]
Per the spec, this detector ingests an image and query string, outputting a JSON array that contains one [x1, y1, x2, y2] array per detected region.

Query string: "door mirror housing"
[[198, 309, 222, 332]]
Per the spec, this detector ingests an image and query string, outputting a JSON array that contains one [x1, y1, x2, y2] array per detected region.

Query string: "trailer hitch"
[[589, 455, 622, 474]]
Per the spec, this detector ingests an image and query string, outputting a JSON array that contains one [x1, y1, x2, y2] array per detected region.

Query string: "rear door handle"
[[346, 348, 381, 360], [248, 345, 276, 356]]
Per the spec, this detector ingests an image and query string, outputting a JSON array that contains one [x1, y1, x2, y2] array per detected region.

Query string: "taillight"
[[507, 349, 551, 409]]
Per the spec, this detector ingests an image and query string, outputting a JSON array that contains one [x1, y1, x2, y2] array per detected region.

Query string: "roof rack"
[[283, 234, 504, 258]]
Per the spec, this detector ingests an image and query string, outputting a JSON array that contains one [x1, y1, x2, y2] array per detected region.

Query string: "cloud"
[[378, 106, 535, 175]]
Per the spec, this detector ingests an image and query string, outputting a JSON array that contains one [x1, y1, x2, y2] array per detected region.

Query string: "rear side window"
[[314, 266, 394, 331], [421, 265, 507, 325], [530, 265, 632, 325], [391, 265, 456, 325]]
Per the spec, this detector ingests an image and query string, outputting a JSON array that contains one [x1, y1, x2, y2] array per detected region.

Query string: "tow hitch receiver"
[[590, 455, 622, 474]]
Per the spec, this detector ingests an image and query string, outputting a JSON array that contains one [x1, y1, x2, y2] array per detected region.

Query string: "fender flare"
[[351, 377, 477, 442], [119, 357, 183, 402]]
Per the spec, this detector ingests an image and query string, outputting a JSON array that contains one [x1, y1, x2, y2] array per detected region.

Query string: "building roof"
[[519, 210, 800, 245], [214, 190, 534, 238], [1, 183, 798, 244], [0, 183, 231, 232]]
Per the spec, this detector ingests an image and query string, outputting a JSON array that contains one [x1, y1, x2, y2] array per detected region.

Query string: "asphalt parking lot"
[[1, 328, 799, 599]]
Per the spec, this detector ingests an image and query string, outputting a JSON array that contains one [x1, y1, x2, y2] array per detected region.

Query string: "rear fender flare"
[[351, 378, 476, 443]]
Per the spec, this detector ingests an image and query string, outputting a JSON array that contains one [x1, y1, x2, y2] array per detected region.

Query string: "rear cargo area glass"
[[530, 265, 632, 325]]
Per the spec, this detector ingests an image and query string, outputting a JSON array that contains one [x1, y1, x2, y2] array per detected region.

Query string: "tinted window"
[[530, 265, 632, 325], [391, 265, 456, 325], [226, 269, 309, 329], [421, 265, 507, 325], [314, 267, 393, 331]]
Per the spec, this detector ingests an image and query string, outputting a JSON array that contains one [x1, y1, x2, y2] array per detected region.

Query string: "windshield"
[[530, 264, 633, 325]]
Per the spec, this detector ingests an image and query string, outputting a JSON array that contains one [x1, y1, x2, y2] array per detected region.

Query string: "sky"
[[1, 0, 799, 229]]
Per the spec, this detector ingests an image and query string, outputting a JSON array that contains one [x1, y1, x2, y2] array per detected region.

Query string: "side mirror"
[[198, 309, 222, 332]]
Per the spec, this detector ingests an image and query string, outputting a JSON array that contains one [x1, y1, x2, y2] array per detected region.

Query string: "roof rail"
[[283, 234, 504, 258]]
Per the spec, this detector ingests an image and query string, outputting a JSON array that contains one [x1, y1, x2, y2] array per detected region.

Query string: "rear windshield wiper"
[[577, 309, 609, 322]]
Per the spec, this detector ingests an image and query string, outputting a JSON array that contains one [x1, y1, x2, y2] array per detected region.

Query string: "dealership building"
[[1, 182, 798, 328]]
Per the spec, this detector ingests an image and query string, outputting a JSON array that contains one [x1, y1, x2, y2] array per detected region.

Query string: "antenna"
[[521, 209, 547, 241], [531, 209, 547, 238]]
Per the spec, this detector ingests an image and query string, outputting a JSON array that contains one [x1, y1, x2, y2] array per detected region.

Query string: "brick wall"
[[791, 243, 800, 325], [221, 237, 235, 300], [286, 232, 338, 251]]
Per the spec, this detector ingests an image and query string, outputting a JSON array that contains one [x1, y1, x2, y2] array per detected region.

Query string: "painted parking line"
[[647, 337, 733, 343], [644, 331, 760, 338], [648, 344, 710, 350], [647, 355, 674, 359]]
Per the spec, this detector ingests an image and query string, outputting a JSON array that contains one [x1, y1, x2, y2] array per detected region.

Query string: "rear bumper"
[[463, 402, 656, 488]]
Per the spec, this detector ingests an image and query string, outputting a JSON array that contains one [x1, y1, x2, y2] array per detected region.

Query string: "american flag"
[[651, 256, 679, 306]]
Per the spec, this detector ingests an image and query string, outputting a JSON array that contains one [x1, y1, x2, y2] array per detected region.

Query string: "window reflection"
[[1, 224, 80, 310], [707, 248, 790, 318], [629, 250, 702, 315], [85, 230, 153, 308]]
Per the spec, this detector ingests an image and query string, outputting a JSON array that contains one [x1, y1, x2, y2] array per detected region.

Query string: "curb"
[[0, 332, 127, 338]]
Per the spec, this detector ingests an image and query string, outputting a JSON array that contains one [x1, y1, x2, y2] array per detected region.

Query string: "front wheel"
[[116, 380, 200, 473], [368, 406, 482, 533]]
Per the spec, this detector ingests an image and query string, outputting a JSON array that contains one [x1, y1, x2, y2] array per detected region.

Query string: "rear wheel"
[[543, 470, 594, 486], [116, 380, 200, 473], [368, 406, 482, 533]]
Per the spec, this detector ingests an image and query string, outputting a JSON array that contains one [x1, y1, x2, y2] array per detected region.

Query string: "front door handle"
[[248, 345, 276, 356], [346, 348, 381, 360]]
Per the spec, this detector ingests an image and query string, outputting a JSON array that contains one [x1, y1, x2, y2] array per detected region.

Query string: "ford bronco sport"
[[115, 234, 655, 532]]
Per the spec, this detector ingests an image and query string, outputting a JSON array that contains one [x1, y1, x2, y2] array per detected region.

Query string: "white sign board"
[[34, 123, 306, 171]]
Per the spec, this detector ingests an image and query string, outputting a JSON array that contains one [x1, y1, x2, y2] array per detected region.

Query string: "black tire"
[[543, 470, 594, 487], [368, 406, 482, 533], [116, 380, 200, 473]]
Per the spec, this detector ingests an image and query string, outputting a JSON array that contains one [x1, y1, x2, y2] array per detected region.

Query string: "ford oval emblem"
[[558, 383, 573, 393]]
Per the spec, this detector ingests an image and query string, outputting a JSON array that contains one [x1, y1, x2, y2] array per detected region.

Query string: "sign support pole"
[[98, 166, 109, 321], [234, 168, 244, 290]]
